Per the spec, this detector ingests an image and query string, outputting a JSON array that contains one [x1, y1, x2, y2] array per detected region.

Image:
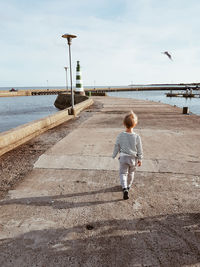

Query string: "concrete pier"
[[0, 96, 200, 266]]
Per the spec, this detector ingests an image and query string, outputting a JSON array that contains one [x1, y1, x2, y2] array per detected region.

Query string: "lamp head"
[[62, 34, 77, 45]]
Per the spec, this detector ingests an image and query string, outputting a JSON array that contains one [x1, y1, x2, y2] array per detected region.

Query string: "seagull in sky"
[[162, 51, 173, 61]]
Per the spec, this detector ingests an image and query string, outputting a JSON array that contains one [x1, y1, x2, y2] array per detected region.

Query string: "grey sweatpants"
[[119, 155, 136, 189]]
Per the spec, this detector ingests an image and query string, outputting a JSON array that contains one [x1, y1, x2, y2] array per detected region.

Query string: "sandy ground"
[[0, 96, 200, 267]]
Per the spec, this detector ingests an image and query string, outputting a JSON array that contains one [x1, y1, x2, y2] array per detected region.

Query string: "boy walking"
[[112, 111, 143, 200]]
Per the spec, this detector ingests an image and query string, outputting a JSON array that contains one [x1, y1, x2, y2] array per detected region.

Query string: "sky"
[[0, 0, 200, 87]]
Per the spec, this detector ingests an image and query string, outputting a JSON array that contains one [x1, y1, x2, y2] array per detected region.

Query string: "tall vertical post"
[[62, 33, 77, 114], [68, 43, 74, 109], [64, 67, 68, 90]]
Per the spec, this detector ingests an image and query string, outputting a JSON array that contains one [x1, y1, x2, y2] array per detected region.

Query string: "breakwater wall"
[[0, 98, 93, 157], [0, 89, 65, 97], [0, 86, 192, 97]]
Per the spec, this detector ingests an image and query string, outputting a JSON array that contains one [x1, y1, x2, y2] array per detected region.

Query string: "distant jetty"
[[0, 84, 200, 97], [166, 92, 200, 98]]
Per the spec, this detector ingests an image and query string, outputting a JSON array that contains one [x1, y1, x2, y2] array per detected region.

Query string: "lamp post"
[[62, 33, 77, 114], [64, 67, 68, 90]]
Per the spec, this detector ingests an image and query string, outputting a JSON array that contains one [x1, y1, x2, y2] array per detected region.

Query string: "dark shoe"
[[123, 189, 129, 200]]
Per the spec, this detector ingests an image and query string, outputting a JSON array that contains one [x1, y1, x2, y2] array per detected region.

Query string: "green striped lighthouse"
[[75, 61, 85, 95]]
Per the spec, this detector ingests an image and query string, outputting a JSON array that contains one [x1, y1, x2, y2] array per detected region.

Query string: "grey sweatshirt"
[[112, 131, 143, 160]]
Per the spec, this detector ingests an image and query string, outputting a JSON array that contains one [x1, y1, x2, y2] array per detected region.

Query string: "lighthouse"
[[75, 61, 85, 95]]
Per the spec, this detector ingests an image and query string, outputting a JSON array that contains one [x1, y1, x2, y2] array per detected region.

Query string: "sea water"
[[107, 90, 200, 116], [0, 87, 199, 133], [0, 95, 58, 133]]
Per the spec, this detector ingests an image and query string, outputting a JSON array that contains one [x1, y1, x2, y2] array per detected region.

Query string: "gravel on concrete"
[[0, 101, 102, 199]]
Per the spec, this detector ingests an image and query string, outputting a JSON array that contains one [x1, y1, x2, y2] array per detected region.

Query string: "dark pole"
[[68, 41, 74, 110], [64, 67, 68, 90], [62, 33, 77, 115]]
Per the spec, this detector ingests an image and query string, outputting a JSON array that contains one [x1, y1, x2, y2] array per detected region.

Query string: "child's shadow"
[[0, 186, 122, 210]]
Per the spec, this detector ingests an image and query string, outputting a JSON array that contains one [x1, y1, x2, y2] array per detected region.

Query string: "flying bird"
[[162, 51, 173, 61]]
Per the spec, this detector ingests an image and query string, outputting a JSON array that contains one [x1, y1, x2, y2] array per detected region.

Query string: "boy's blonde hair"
[[123, 111, 138, 128]]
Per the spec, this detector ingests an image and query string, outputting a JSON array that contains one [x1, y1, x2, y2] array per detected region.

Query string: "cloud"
[[0, 0, 200, 86]]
